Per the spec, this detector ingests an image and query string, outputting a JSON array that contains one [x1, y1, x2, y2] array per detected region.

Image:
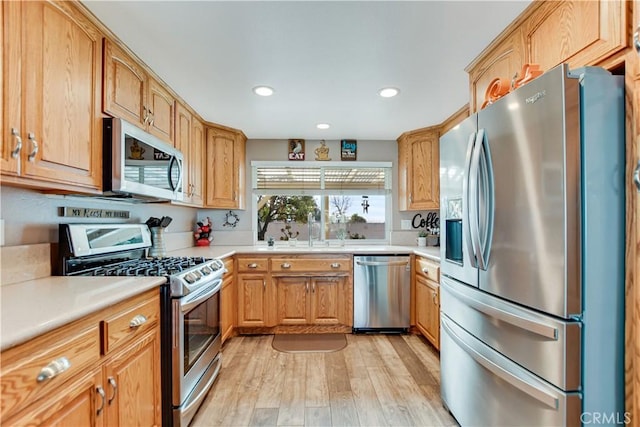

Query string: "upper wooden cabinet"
[[174, 103, 205, 206], [1, 1, 102, 193], [103, 39, 175, 144], [205, 125, 246, 209], [467, 0, 626, 113], [397, 126, 440, 211]]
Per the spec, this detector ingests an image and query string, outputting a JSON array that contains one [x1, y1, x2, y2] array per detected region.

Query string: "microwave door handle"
[[168, 155, 183, 192], [463, 131, 477, 268]]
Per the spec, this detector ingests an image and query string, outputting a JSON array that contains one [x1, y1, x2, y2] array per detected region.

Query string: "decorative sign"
[[59, 207, 130, 219], [341, 139, 357, 161], [314, 140, 331, 161], [411, 212, 439, 229], [288, 139, 305, 160], [153, 148, 171, 160]]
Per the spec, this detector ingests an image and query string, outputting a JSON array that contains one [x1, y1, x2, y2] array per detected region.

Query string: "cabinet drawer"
[[1, 325, 100, 417], [415, 257, 440, 282], [237, 258, 268, 273], [271, 257, 350, 273], [102, 294, 159, 354]]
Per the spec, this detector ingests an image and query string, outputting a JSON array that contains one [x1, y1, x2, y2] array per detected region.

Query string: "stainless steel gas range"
[[58, 223, 224, 427]]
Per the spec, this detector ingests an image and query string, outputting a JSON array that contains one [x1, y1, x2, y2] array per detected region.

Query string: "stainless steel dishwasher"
[[353, 255, 411, 332]]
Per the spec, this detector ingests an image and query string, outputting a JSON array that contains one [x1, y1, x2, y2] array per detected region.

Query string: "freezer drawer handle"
[[445, 281, 558, 340], [442, 317, 559, 409], [356, 260, 409, 267]]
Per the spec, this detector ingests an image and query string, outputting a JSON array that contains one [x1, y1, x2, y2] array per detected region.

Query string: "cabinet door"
[[310, 277, 343, 325], [175, 103, 193, 202], [468, 29, 525, 113], [206, 126, 245, 208], [408, 131, 439, 210], [104, 330, 161, 427], [221, 274, 235, 343], [237, 275, 269, 327], [1, 1, 19, 176], [275, 276, 310, 325], [21, 1, 102, 190], [190, 118, 205, 206], [147, 76, 174, 143], [524, 0, 626, 72], [416, 275, 440, 349], [397, 134, 409, 210], [4, 370, 104, 427], [103, 39, 146, 127]]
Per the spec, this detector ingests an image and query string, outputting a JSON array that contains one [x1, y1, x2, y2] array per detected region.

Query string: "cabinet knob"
[[422, 268, 429, 275], [634, 27, 640, 53], [634, 160, 640, 192], [263, 279, 266, 289], [129, 314, 148, 328], [330, 263, 340, 269], [248, 263, 258, 269], [36, 356, 71, 382], [432, 291, 438, 305], [10, 128, 22, 158], [27, 133, 38, 162], [281, 262, 291, 269]]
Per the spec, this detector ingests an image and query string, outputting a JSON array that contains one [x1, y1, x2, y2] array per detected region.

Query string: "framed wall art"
[[341, 139, 357, 160]]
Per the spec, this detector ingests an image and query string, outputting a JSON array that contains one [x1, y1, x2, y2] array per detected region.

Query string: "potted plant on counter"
[[417, 230, 427, 247]]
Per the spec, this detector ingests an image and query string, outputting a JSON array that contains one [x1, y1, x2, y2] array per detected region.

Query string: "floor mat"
[[271, 333, 347, 353]]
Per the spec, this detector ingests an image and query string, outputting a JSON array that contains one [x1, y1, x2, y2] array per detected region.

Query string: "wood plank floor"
[[191, 334, 457, 427]]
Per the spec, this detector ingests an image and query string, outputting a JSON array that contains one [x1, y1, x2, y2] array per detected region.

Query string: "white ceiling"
[[82, 1, 530, 141]]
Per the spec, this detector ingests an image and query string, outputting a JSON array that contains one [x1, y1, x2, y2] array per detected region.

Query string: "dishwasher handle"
[[356, 260, 409, 267]]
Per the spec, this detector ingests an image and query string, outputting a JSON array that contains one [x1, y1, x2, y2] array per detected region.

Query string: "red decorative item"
[[194, 217, 213, 246]]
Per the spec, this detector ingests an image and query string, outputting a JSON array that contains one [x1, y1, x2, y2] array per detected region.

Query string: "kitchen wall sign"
[[288, 139, 305, 160], [341, 139, 357, 161], [314, 140, 331, 161], [59, 207, 130, 219]]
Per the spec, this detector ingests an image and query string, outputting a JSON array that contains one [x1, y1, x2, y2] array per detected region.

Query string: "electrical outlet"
[[0, 219, 5, 246]]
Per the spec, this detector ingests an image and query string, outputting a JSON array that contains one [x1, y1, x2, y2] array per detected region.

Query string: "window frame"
[[251, 161, 393, 245]]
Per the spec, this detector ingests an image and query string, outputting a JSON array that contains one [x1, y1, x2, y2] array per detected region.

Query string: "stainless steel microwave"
[[103, 118, 184, 202]]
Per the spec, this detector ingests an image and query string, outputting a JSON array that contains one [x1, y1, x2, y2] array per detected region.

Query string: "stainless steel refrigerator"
[[439, 64, 625, 426]]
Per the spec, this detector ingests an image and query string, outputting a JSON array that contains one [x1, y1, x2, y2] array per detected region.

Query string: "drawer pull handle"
[[107, 377, 117, 405], [96, 385, 106, 415], [281, 263, 291, 269], [422, 268, 429, 275], [129, 314, 148, 328], [432, 291, 438, 305], [37, 357, 71, 382], [248, 263, 258, 269], [330, 263, 340, 269]]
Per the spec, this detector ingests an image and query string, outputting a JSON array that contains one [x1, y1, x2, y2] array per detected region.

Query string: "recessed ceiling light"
[[253, 86, 274, 96], [316, 123, 330, 130], [378, 87, 400, 98]]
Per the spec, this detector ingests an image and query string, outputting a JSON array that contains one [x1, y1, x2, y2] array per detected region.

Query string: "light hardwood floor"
[[191, 334, 456, 427]]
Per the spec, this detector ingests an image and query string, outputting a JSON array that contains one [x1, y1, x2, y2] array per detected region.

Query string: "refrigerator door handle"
[[469, 130, 484, 269], [442, 278, 558, 340], [478, 129, 495, 268], [463, 131, 478, 267], [441, 317, 560, 410]]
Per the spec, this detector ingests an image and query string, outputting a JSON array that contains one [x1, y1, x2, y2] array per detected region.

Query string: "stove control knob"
[[201, 266, 212, 275], [184, 273, 196, 284], [193, 270, 202, 280]]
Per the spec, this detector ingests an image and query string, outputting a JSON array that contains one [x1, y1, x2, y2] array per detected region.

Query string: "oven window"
[[183, 291, 220, 373]]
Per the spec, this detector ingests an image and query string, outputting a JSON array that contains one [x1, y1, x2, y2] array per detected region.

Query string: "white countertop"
[[0, 245, 440, 351], [167, 244, 441, 261], [0, 276, 165, 351]]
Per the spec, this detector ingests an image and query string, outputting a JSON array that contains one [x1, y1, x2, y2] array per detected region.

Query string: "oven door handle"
[[180, 279, 222, 313]]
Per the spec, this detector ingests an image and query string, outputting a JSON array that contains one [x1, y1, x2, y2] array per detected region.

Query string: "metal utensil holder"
[[149, 227, 166, 257]]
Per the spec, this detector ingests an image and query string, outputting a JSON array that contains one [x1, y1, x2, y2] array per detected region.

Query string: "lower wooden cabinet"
[[414, 256, 440, 350], [274, 276, 345, 326], [221, 257, 235, 343], [0, 288, 162, 426], [237, 274, 271, 327]]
